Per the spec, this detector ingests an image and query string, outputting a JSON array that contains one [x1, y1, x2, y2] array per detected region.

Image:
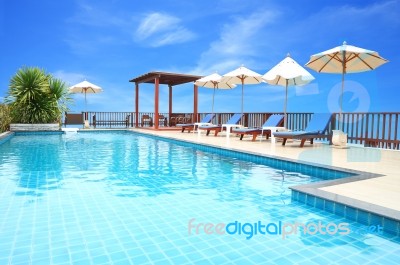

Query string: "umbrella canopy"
[[195, 73, 236, 113], [221, 66, 262, 115], [305, 41, 388, 127], [263, 54, 315, 128], [69, 80, 103, 112]]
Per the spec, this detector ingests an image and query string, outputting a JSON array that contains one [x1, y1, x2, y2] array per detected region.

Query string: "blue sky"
[[1, 0, 399, 114]]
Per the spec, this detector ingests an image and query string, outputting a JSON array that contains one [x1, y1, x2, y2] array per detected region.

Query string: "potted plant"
[[5, 66, 71, 131]]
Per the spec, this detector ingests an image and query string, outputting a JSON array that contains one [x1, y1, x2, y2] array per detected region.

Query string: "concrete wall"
[[10, 123, 60, 131]]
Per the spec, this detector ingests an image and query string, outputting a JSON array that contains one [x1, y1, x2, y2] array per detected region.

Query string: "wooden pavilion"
[[129, 71, 203, 129]]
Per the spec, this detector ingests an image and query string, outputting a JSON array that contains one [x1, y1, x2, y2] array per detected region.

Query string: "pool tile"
[[370, 213, 384, 227], [383, 217, 399, 235], [297, 192, 306, 204], [324, 200, 335, 213], [356, 210, 370, 225], [315, 197, 325, 209], [334, 203, 346, 216], [345, 206, 357, 221], [305, 194, 316, 207]]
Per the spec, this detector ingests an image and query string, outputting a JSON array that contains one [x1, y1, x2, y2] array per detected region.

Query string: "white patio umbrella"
[[263, 54, 315, 128], [195, 73, 236, 113], [221, 66, 262, 116], [69, 80, 103, 112], [305, 41, 388, 127]]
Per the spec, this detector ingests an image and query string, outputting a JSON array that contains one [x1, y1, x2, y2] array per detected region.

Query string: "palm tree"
[[5, 66, 71, 124], [49, 77, 73, 124]]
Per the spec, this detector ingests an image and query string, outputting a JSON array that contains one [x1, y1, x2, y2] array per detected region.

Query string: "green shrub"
[[0, 104, 11, 132], [5, 66, 72, 124]]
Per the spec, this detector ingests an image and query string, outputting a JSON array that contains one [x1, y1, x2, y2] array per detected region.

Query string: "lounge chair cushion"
[[198, 124, 220, 129], [177, 113, 215, 127], [231, 115, 284, 141], [198, 113, 244, 137], [232, 128, 261, 133], [273, 130, 321, 137], [177, 113, 215, 133]]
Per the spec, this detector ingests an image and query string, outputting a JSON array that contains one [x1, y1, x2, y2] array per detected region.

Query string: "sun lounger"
[[232, 114, 284, 141], [176, 113, 215, 133], [198, 113, 244, 137], [273, 113, 332, 147]]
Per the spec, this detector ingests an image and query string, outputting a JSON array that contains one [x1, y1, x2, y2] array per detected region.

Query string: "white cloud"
[[192, 10, 279, 75], [134, 12, 196, 46], [136, 13, 180, 40], [151, 27, 195, 47], [52, 70, 87, 86]]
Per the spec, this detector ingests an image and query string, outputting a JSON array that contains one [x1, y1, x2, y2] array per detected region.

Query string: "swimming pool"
[[0, 131, 398, 264]]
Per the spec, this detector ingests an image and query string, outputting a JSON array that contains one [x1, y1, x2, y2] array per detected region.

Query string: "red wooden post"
[[135, 82, 139, 127], [169, 85, 172, 126], [154, 76, 160, 130]]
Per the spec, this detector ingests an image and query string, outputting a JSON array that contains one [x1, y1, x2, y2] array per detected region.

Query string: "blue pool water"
[[0, 131, 399, 264]]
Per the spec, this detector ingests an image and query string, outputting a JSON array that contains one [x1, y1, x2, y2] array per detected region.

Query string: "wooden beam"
[[131, 73, 160, 84]]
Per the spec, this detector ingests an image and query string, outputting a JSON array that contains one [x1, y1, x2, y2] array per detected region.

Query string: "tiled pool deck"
[[128, 128, 400, 223]]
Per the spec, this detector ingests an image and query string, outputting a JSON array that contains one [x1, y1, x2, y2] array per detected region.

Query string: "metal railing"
[[72, 112, 134, 128], [65, 111, 400, 150]]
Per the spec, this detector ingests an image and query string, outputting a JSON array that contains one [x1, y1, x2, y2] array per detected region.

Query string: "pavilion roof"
[[129, 71, 203, 86]]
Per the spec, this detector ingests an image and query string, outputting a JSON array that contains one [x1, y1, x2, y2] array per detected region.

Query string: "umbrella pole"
[[284, 80, 288, 128], [85, 91, 88, 120], [241, 81, 244, 116], [339, 72, 345, 131], [340, 50, 346, 131], [212, 86, 216, 114]]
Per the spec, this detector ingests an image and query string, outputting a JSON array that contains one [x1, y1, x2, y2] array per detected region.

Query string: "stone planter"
[[10, 123, 60, 132], [332, 130, 348, 148]]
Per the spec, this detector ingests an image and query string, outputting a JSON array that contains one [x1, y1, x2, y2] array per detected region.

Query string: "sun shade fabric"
[[263, 55, 314, 86], [195, 73, 236, 89], [305, 42, 388, 74], [69, 81, 102, 93]]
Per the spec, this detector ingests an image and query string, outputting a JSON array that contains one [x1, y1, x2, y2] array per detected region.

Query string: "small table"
[[84, 120, 90, 129], [222, 124, 243, 138], [262, 127, 286, 142]]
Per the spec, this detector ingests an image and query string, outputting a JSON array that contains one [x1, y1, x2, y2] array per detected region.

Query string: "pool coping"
[[0, 131, 14, 144]]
